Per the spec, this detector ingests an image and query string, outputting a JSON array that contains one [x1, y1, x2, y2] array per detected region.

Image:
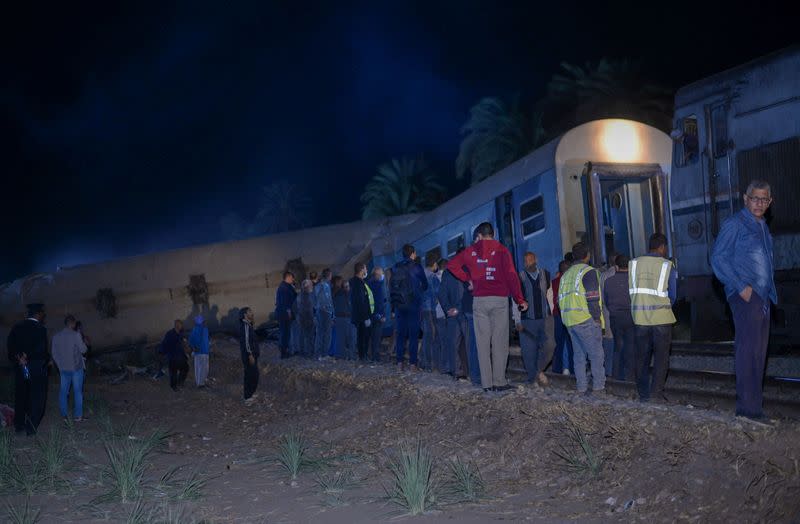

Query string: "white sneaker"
[[562, 369, 570, 376]]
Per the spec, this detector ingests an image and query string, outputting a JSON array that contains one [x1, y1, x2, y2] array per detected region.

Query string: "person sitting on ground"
[[51, 314, 88, 422], [189, 315, 210, 388], [298, 279, 317, 358], [239, 307, 260, 405], [160, 320, 189, 392]]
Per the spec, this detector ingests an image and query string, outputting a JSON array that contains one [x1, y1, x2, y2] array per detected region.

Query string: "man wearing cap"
[[189, 315, 210, 388], [7, 303, 50, 435]]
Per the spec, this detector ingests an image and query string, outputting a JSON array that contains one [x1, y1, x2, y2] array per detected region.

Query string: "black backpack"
[[390, 262, 416, 309]]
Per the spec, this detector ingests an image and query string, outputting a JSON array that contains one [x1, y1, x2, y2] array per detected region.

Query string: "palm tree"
[[361, 156, 446, 219], [542, 58, 673, 132], [254, 179, 313, 233], [456, 96, 546, 186]]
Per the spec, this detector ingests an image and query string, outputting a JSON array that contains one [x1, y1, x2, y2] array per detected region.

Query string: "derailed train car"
[[372, 117, 673, 297], [373, 46, 800, 344]]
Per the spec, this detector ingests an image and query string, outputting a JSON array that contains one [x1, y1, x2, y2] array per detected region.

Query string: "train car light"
[[601, 120, 641, 162]]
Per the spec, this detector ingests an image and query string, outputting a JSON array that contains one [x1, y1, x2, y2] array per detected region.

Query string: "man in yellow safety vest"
[[629, 233, 677, 402], [558, 242, 606, 395]]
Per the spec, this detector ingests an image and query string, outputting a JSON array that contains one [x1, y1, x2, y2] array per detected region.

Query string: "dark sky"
[[1, 1, 797, 282]]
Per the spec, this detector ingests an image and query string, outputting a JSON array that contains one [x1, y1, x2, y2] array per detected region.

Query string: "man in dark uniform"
[[7, 303, 50, 435]]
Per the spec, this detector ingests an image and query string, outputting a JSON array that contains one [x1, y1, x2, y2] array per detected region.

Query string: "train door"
[[584, 162, 671, 264], [494, 192, 517, 262]]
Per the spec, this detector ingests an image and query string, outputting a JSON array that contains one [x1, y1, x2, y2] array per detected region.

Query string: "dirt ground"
[[2, 335, 800, 523]]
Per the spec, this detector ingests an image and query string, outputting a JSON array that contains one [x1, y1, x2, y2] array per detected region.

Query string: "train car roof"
[[374, 136, 562, 255], [675, 44, 800, 109]]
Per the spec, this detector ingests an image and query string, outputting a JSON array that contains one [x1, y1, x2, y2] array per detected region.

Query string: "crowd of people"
[[5, 180, 778, 433]]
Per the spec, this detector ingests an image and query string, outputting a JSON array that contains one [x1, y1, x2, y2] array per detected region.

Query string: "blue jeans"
[[730, 292, 770, 418], [59, 369, 85, 419], [464, 313, 481, 385], [567, 319, 605, 392], [395, 308, 421, 365], [552, 315, 574, 373]]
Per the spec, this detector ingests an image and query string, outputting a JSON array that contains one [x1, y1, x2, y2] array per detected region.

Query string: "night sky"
[[2, 1, 797, 283]]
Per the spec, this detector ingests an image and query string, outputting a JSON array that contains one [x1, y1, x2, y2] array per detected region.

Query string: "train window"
[[424, 246, 442, 268], [711, 105, 728, 158], [519, 195, 545, 237], [674, 116, 699, 166], [446, 234, 465, 257]]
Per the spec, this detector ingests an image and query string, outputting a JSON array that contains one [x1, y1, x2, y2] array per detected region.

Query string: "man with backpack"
[[390, 244, 428, 371]]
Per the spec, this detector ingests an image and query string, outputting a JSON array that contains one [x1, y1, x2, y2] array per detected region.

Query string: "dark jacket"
[[275, 281, 297, 322], [333, 289, 351, 317], [519, 268, 551, 320], [349, 277, 373, 324], [603, 271, 632, 316], [159, 328, 187, 362], [239, 320, 259, 359], [391, 258, 428, 310], [7, 318, 49, 364], [437, 269, 464, 317], [367, 277, 387, 321]]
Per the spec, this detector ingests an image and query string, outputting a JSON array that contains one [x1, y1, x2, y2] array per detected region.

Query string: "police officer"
[[7, 303, 50, 435], [558, 243, 606, 395], [629, 233, 677, 402]]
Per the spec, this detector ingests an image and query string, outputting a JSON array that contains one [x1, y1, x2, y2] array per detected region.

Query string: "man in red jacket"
[[447, 222, 528, 391]]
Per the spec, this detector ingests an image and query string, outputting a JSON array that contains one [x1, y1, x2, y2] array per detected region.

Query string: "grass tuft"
[[276, 430, 310, 479], [385, 439, 437, 515], [97, 428, 168, 503], [5, 498, 40, 524], [315, 469, 358, 506], [444, 457, 484, 502], [553, 416, 603, 477], [35, 429, 68, 491], [158, 465, 213, 501], [125, 498, 157, 524]]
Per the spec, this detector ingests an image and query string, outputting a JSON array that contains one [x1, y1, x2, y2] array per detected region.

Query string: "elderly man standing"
[[711, 180, 777, 423], [52, 315, 88, 421], [515, 251, 553, 387]]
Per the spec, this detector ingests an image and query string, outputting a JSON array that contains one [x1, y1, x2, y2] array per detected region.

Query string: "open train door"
[[583, 162, 672, 264]]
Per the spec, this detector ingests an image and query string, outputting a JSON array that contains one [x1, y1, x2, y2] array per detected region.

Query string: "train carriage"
[[372, 118, 673, 293]]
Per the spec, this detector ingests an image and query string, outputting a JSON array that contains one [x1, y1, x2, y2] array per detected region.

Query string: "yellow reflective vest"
[[558, 263, 604, 329], [628, 255, 676, 326]]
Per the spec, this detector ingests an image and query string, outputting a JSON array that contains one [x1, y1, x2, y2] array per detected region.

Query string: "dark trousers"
[[634, 324, 672, 400], [169, 358, 189, 390], [369, 320, 384, 361], [355, 321, 372, 360], [14, 364, 47, 434], [441, 315, 466, 375], [465, 313, 481, 385], [729, 292, 770, 418], [610, 313, 636, 381], [551, 315, 574, 373], [519, 318, 548, 382], [395, 307, 421, 365], [242, 355, 259, 399], [278, 319, 292, 358]]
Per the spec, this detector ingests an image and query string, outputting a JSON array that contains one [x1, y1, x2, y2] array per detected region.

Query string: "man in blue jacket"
[[314, 268, 334, 359], [368, 267, 388, 362], [711, 180, 777, 423], [275, 271, 297, 359], [391, 244, 428, 371]]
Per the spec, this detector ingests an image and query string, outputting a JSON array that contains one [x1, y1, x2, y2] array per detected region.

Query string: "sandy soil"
[[2, 336, 800, 523]]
